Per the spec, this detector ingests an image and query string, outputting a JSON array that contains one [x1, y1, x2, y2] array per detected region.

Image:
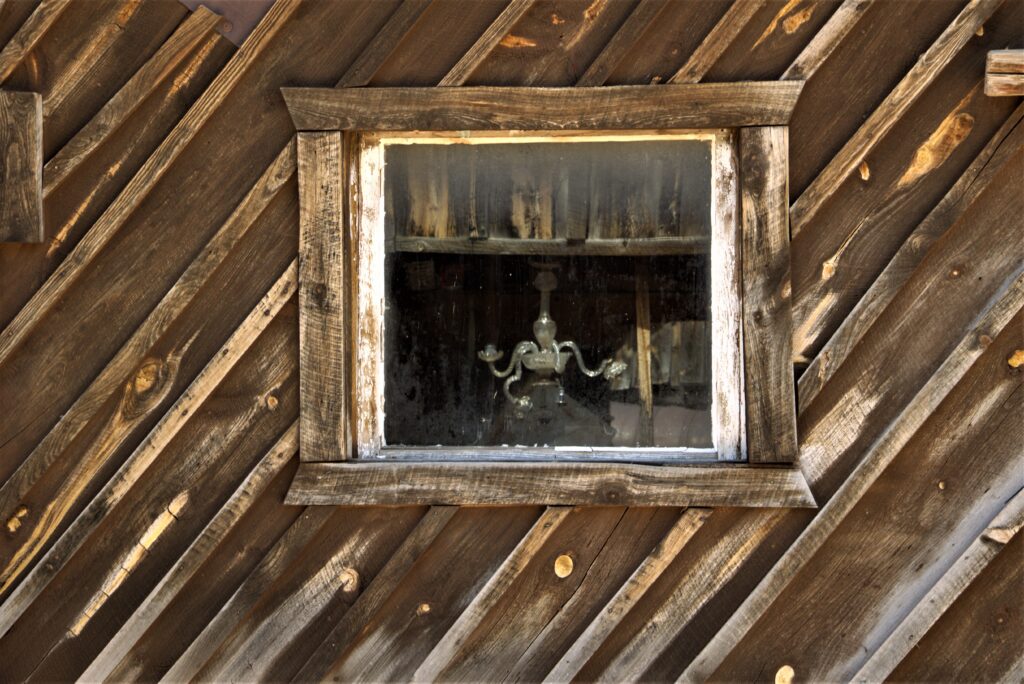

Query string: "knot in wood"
[[554, 554, 574, 578], [122, 358, 173, 420], [416, 602, 431, 616], [338, 567, 360, 594], [312, 283, 329, 309]]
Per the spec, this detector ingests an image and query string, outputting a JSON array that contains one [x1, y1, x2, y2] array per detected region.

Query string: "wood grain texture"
[[798, 104, 1024, 411], [781, 0, 875, 81], [985, 72, 1024, 96], [739, 126, 797, 464], [0, 261, 297, 638], [0, 0, 71, 82], [0, 89, 41, 242], [852, 487, 1024, 683], [546, 507, 711, 682], [681, 270, 1024, 682], [42, 5, 223, 195], [575, 0, 671, 87], [790, 0, 1007, 235], [669, 0, 766, 84], [987, 48, 1024, 73], [298, 132, 347, 462], [335, 0, 434, 87], [0, 0, 300, 366], [282, 82, 805, 131], [286, 461, 816, 507], [438, 0, 535, 86]]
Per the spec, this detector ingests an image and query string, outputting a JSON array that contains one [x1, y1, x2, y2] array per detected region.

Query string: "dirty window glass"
[[382, 139, 714, 449]]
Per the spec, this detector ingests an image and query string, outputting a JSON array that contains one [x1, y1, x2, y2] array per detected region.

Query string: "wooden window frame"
[[283, 84, 814, 508]]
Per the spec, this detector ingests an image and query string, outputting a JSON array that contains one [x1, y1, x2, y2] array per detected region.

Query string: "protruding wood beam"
[[0, 90, 42, 242], [0, 261, 298, 638], [575, 0, 670, 87], [0, 0, 302, 367], [985, 49, 1024, 96], [798, 103, 1024, 411], [669, 0, 767, 84], [43, 6, 224, 194], [790, 0, 1006, 236], [851, 487, 1024, 683], [0, 0, 72, 83], [546, 508, 711, 682], [412, 507, 570, 682], [79, 421, 299, 682], [781, 0, 875, 81], [679, 270, 1024, 683], [438, 0, 535, 86]]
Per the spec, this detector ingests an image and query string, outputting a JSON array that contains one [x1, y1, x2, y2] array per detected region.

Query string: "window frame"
[[283, 83, 813, 508]]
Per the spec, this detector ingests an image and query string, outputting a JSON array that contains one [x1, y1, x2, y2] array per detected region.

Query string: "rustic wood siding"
[[0, 0, 1021, 681]]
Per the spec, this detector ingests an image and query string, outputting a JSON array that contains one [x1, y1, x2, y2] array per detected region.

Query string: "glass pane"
[[382, 138, 714, 450]]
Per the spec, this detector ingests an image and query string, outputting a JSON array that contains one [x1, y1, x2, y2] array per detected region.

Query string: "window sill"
[[285, 461, 817, 508]]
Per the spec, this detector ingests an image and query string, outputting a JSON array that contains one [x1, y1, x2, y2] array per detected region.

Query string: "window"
[[284, 84, 814, 507]]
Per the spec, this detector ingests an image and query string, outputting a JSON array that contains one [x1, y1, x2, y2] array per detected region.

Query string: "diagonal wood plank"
[[300, 506, 459, 681], [798, 103, 1024, 410], [575, 0, 670, 87], [438, 0, 535, 86], [0, 0, 301, 367], [781, 0, 874, 81], [0, 260, 297, 638], [545, 508, 712, 683], [679, 269, 1024, 682], [851, 486, 1024, 683], [0, 142, 295, 546], [336, 0, 434, 87], [78, 420, 299, 682], [669, 0, 767, 84], [411, 507, 572, 682], [42, 5, 224, 194], [0, 0, 71, 83], [790, 0, 1006, 236]]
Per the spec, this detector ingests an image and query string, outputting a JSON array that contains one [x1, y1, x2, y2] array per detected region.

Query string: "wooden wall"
[[0, 0, 1021, 681]]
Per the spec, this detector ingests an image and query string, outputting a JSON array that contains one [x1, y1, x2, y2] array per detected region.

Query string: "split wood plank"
[[0, 0, 301, 366], [298, 132, 347, 462], [297, 506, 459, 681], [546, 507, 712, 683], [163, 505, 337, 682], [336, 0, 434, 87], [437, 0, 535, 86], [0, 143, 296, 543], [740, 126, 798, 463], [851, 487, 1024, 683], [575, 0, 671, 87], [78, 421, 299, 682], [781, 0, 875, 80], [0, 90, 42, 242], [669, 0, 767, 84], [0, 0, 71, 83], [799, 103, 1024, 411], [282, 82, 806, 131], [679, 269, 1024, 683], [42, 5, 224, 194], [286, 462, 816, 507], [0, 261, 297, 638], [789, 0, 1006, 236], [411, 507, 572, 682]]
